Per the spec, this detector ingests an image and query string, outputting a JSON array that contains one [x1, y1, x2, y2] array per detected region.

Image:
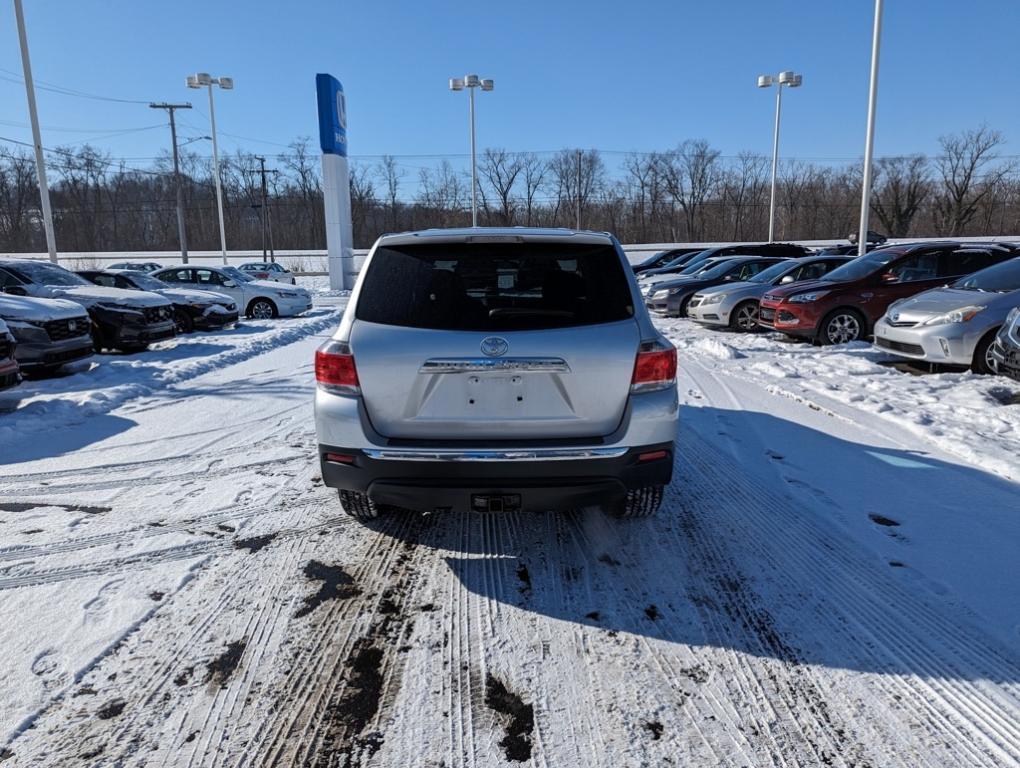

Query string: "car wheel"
[[819, 309, 866, 345], [247, 298, 278, 320], [118, 343, 150, 353], [676, 296, 693, 318], [603, 485, 664, 519], [971, 330, 999, 375], [338, 489, 390, 521], [175, 308, 195, 334], [730, 300, 760, 332]]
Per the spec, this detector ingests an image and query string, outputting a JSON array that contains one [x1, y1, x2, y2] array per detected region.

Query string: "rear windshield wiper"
[[488, 308, 576, 319]]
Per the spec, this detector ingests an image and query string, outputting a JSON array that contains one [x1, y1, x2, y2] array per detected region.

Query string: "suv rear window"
[[356, 242, 635, 331]]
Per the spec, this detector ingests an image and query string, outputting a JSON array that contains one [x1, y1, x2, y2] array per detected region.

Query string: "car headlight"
[[277, 291, 299, 298], [922, 305, 985, 326], [702, 293, 726, 305], [788, 291, 830, 303], [1005, 306, 1020, 325], [225, 303, 236, 311]]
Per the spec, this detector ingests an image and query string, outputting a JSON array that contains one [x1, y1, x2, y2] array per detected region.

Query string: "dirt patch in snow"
[[233, 533, 277, 553], [485, 675, 534, 762], [868, 514, 900, 527], [296, 560, 362, 618], [96, 699, 126, 720], [516, 563, 532, 593], [644, 604, 661, 621], [987, 386, 1020, 406], [205, 641, 246, 689], [0, 502, 110, 515], [643, 720, 664, 740]]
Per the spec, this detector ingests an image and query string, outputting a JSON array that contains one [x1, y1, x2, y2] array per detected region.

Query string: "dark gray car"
[[0, 294, 94, 375]]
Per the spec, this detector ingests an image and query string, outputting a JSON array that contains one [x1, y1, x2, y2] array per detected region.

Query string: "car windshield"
[[749, 261, 795, 284], [357, 242, 634, 331], [662, 249, 706, 269], [821, 251, 897, 282], [122, 272, 167, 291], [679, 258, 721, 276], [221, 266, 254, 282], [241, 263, 267, 270], [698, 259, 744, 279], [953, 257, 1020, 293], [7, 261, 90, 286]]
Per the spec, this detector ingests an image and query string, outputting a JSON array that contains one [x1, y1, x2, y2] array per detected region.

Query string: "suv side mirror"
[[1, 285, 27, 296], [779, 275, 796, 285], [222, 280, 237, 288]]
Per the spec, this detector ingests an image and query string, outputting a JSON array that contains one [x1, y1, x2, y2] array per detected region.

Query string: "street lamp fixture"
[[187, 72, 233, 263], [757, 70, 803, 242], [449, 73, 494, 227]]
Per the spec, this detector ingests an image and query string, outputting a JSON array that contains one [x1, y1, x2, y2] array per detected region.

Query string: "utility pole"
[[250, 156, 278, 262], [857, 0, 884, 257], [13, 0, 57, 263], [575, 149, 582, 230], [149, 102, 192, 262]]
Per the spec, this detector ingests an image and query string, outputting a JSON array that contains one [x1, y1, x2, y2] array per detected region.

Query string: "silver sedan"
[[688, 256, 852, 331], [873, 257, 1020, 374]]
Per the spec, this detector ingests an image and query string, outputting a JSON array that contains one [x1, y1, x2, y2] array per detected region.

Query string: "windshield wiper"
[[488, 308, 576, 319]]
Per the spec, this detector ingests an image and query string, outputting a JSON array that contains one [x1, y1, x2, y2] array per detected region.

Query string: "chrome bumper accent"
[[419, 357, 569, 373], [362, 447, 628, 462]]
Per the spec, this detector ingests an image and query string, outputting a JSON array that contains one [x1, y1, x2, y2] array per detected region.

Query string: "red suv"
[[758, 243, 1017, 344]]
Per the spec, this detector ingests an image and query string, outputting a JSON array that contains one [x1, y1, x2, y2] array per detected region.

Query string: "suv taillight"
[[315, 341, 360, 395], [631, 340, 677, 393]]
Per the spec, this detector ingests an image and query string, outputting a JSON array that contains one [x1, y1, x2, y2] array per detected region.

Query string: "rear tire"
[[175, 308, 195, 334], [247, 298, 278, 320], [338, 489, 388, 521], [604, 485, 664, 519], [730, 300, 760, 332]]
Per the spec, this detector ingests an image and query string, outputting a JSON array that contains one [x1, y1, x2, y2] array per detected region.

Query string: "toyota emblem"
[[480, 336, 509, 357]]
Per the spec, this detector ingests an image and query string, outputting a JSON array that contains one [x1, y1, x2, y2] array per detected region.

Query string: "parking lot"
[[0, 289, 1017, 767]]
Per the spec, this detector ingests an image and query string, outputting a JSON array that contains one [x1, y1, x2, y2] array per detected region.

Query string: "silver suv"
[[314, 228, 679, 520]]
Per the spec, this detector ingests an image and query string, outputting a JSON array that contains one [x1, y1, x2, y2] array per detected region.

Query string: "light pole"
[[187, 73, 233, 264], [449, 74, 494, 227], [13, 0, 58, 263], [858, 0, 884, 257], [757, 70, 803, 242]]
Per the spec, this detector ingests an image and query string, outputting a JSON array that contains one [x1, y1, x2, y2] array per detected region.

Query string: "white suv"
[[314, 228, 679, 520]]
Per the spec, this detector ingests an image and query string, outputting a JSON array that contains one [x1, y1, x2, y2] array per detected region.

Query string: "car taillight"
[[255, 272, 269, 279], [315, 341, 360, 395], [631, 341, 677, 393]]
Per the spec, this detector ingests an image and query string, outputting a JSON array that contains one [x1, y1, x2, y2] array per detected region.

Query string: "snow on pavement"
[[0, 308, 1018, 767]]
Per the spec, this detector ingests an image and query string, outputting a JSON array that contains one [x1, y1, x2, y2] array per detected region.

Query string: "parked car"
[[152, 265, 311, 319], [639, 254, 733, 293], [631, 248, 705, 275], [872, 256, 1020, 374], [314, 227, 679, 521], [757, 243, 1018, 345], [646, 256, 788, 317], [0, 259, 176, 352], [0, 319, 19, 390], [238, 261, 297, 284], [107, 261, 163, 273], [639, 242, 812, 282], [989, 306, 1020, 381], [0, 294, 94, 375], [79, 269, 239, 333], [689, 255, 853, 331]]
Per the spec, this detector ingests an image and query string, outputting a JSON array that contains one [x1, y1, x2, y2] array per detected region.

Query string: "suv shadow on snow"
[[365, 406, 1020, 681]]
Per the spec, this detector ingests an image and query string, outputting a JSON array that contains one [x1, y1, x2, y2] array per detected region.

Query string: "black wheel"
[[818, 309, 866, 345], [247, 298, 278, 320], [676, 296, 693, 318], [338, 489, 390, 521], [603, 485, 664, 519], [118, 343, 150, 354], [90, 324, 105, 353], [175, 308, 195, 334], [971, 330, 999, 375], [730, 300, 760, 332]]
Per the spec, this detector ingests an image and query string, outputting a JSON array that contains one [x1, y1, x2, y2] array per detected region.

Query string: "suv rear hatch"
[[350, 239, 640, 441]]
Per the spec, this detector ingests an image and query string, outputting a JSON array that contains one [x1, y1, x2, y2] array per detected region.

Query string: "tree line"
[[0, 125, 1016, 254]]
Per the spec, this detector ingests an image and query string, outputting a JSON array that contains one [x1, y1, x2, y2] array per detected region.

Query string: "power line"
[[0, 67, 153, 104]]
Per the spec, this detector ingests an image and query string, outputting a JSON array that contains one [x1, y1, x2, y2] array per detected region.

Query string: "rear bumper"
[[318, 442, 674, 513]]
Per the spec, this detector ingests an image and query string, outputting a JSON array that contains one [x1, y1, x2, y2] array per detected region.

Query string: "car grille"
[[44, 317, 91, 341], [886, 319, 919, 327], [44, 345, 93, 364], [763, 294, 782, 302], [759, 308, 776, 322], [875, 337, 924, 356], [0, 336, 12, 360], [144, 305, 174, 324]]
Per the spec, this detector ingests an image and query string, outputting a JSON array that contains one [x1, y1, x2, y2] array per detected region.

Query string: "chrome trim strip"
[[419, 357, 570, 373], [363, 447, 628, 462]]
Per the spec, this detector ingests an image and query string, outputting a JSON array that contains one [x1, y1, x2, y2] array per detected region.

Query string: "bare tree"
[[933, 126, 1011, 236], [520, 152, 547, 226], [376, 155, 404, 230], [480, 149, 523, 225], [659, 140, 721, 241], [870, 155, 929, 237]]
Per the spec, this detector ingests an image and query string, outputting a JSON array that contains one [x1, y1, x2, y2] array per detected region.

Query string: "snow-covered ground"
[[0, 305, 1018, 767]]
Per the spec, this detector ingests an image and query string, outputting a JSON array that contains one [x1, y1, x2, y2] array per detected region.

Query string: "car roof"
[[376, 227, 616, 247]]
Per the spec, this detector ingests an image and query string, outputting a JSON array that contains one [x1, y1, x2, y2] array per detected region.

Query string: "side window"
[[195, 269, 225, 286], [164, 269, 192, 284], [886, 253, 938, 283], [738, 261, 769, 280], [795, 262, 829, 281], [92, 274, 117, 288], [0, 268, 22, 288], [941, 250, 994, 277]]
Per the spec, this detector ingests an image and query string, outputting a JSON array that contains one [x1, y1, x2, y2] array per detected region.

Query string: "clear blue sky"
[[1, 0, 1018, 176]]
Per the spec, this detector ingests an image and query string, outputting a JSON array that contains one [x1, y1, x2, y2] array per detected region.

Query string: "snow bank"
[[0, 309, 341, 451]]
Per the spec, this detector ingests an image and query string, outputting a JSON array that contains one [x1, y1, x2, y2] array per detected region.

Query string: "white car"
[[152, 265, 311, 319], [238, 262, 296, 285]]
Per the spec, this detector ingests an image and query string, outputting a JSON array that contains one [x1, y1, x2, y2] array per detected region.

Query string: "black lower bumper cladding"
[[318, 443, 674, 514]]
